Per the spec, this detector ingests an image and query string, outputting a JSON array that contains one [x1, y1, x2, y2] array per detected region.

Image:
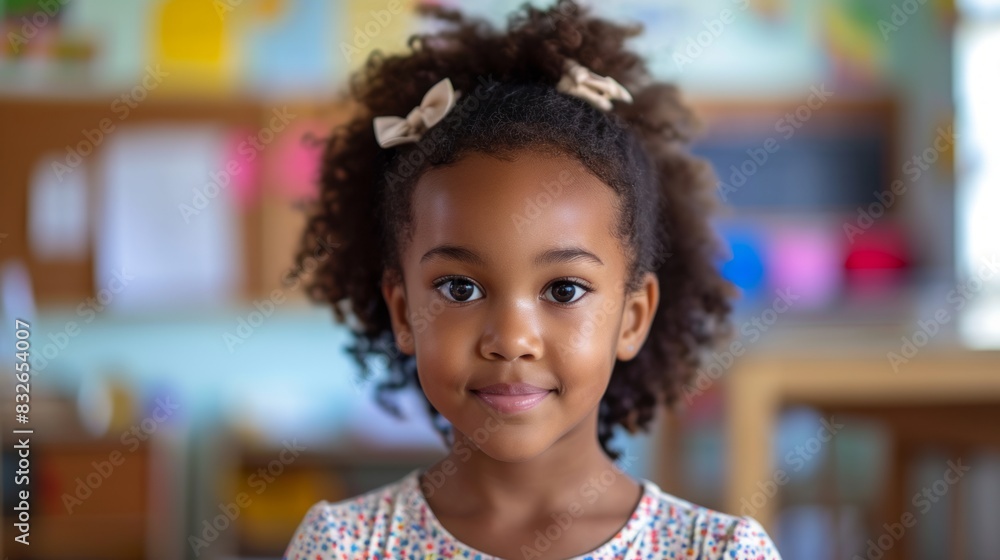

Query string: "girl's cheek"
[[405, 293, 449, 336], [417, 304, 473, 341], [546, 321, 616, 391], [414, 317, 472, 383], [552, 309, 612, 359]]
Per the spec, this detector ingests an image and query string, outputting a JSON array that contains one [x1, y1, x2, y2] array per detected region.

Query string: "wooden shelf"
[[724, 342, 1000, 559]]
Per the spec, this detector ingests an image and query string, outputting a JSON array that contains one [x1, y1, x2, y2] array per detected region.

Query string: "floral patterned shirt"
[[283, 468, 782, 559]]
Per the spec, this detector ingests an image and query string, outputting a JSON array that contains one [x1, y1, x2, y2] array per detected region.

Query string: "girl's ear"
[[616, 272, 659, 361], [381, 271, 416, 355]]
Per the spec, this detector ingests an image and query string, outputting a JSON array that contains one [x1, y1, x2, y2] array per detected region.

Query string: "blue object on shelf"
[[718, 227, 767, 299]]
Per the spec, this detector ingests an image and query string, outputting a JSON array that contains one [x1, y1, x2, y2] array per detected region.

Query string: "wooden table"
[[725, 334, 1000, 559]]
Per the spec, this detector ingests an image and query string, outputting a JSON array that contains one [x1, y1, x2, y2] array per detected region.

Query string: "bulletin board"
[[0, 97, 268, 305]]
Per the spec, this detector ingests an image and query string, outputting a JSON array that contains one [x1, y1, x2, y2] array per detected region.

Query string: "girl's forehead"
[[405, 151, 625, 269], [412, 150, 609, 215]]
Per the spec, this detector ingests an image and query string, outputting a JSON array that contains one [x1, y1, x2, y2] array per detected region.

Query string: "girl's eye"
[[544, 280, 590, 304], [435, 278, 484, 303]]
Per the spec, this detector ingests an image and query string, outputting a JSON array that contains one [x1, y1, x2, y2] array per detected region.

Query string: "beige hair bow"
[[556, 58, 633, 110], [371, 59, 632, 148], [373, 77, 458, 148]]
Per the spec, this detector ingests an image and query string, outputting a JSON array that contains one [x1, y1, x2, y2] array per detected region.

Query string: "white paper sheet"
[[94, 125, 242, 311], [29, 153, 89, 260]]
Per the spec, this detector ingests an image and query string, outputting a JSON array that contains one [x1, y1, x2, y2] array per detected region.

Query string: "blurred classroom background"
[[1, 0, 999, 559]]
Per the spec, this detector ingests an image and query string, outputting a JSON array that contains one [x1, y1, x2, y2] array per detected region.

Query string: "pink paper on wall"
[[269, 120, 325, 200], [224, 127, 262, 208], [768, 225, 842, 309]]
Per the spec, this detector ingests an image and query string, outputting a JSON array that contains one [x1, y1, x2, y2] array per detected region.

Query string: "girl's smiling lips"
[[470, 382, 554, 414]]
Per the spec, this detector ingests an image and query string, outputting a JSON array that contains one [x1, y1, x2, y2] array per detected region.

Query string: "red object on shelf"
[[843, 222, 911, 299], [845, 249, 908, 270], [844, 223, 911, 272]]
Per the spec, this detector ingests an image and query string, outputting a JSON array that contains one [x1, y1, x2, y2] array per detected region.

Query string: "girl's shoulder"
[[280, 468, 434, 560], [636, 478, 782, 559]]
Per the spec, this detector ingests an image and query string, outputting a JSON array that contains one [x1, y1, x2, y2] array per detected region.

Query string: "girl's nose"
[[478, 300, 543, 362]]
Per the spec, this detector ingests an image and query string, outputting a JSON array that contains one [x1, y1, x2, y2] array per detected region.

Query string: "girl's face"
[[382, 150, 658, 462]]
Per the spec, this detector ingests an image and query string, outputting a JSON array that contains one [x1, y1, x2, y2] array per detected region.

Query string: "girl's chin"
[[455, 429, 556, 463], [479, 442, 552, 463]]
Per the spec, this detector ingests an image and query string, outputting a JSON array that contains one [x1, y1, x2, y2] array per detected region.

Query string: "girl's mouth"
[[470, 383, 554, 414]]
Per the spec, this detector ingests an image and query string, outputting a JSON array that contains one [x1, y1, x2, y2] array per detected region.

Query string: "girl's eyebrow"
[[420, 244, 486, 266], [419, 245, 604, 267], [534, 247, 604, 267]]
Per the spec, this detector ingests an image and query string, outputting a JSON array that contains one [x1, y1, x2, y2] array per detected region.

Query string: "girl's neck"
[[424, 408, 638, 516]]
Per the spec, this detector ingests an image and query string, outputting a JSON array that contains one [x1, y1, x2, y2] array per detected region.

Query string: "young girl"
[[282, 1, 781, 558]]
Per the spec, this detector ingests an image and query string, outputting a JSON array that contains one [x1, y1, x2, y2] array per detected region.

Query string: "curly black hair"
[[294, 0, 737, 459]]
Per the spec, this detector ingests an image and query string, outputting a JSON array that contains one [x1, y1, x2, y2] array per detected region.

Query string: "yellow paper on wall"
[[342, 0, 414, 69], [152, 0, 235, 93]]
